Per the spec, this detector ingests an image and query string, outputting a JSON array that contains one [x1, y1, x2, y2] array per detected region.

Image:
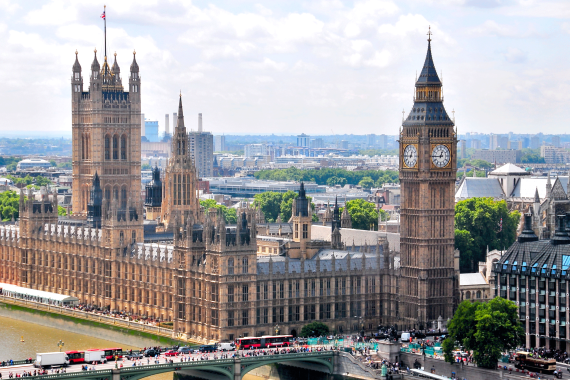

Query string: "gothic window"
[[113, 135, 119, 160], [104, 187, 111, 201], [104, 135, 110, 160], [121, 135, 127, 160], [228, 258, 234, 275], [242, 257, 248, 274], [121, 187, 127, 209], [74, 72, 80, 80], [113, 187, 119, 201]]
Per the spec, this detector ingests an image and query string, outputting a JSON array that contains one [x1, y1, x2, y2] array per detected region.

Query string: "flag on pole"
[[101, 10, 106, 19]]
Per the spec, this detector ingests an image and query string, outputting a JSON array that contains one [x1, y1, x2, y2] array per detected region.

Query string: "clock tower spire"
[[398, 29, 458, 329]]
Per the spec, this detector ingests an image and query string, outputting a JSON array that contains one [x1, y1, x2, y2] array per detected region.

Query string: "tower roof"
[[112, 52, 120, 74], [177, 95, 185, 130], [73, 50, 81, 72], [91, 49, 100, 71], [416, 39, 441, 85], [130, 50, 139, 72]]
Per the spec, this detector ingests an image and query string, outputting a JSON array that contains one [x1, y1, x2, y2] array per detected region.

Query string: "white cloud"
[[503, 47, 527, 63]]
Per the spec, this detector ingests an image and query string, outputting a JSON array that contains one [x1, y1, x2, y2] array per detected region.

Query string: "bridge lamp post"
[[57, 340, 64, 352]]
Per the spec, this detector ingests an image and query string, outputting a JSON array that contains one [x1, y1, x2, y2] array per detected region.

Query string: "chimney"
[[198, 113, 202, 133], [165, 114, 169, 135], [141, 113, 145, 137], [173, 113, 177, 129]]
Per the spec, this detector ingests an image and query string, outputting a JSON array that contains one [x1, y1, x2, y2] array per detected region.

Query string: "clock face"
[[403, 145, 417, 168], [431, 144, 451, 168]]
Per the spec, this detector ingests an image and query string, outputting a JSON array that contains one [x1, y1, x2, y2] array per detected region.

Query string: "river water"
[[0, 314, 264, 380]]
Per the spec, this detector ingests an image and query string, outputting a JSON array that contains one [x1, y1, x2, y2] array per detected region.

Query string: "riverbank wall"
[[0, 297, 183, 348]]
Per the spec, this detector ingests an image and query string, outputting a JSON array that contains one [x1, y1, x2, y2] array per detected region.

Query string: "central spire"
[[416, 27, 441, 86]]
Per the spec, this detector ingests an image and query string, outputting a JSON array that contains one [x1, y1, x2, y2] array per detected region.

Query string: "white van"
[[400, 332, 410, 343], [217, 342, 235, 351]]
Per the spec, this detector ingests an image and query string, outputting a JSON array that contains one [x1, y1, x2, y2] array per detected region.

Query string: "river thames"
[[0, 314, 263, 380]]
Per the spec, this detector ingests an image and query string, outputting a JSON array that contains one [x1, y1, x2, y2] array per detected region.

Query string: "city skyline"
[[1, 0, 570, 136]]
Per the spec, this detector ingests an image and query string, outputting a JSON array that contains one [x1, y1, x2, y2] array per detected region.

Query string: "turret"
[[129, 50, 140, 98], [87, 172, 102, 228], [72, 50, 83, 97]]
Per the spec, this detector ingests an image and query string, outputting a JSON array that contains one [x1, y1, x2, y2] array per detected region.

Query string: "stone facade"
[[0, 33, 459, 343], [398, 37, 459, 328]]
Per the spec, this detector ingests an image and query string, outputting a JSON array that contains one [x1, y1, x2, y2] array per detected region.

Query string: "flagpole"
[[104, 5, 107, 59]]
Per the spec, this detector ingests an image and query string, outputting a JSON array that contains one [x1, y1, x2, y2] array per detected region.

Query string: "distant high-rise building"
[[471, 139, 481, 149], [522, 137, 530, 149], [188, 113, 213, 178], [367, 134, 376, 147], [460, 140, 466, 159], [145, 120, 159, 142], [173, 113, 177, 128], [339, 140, 349, 149], [508, 140, 522, 150], [489, 133, 499, 150], [214, 135, 226, 152], [141, 113, 145, 137], [552, 135, 561, 148], [165, 114, 170, 135], [531, 135, 540, 150], [244, 144, 268, 158], [498, 136, 508, 149], [378, 134, 387, 149], [297, 133, 309, 147], [310, 138, 324, 149]]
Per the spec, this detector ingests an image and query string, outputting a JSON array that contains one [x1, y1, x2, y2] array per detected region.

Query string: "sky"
[[1, 0, 570, 137]]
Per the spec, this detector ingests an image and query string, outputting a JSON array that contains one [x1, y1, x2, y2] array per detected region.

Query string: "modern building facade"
[[398, 35, 458, 327], [214, 135, 226, 152], [145, 120, 159, 142]]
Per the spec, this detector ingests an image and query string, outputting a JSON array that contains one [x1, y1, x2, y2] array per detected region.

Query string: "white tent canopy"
[[0, 283, 79, 306]]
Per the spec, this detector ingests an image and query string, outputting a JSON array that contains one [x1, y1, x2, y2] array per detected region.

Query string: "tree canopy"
[[342, 199, 382, 230], [0, 191, 21, 221], [253, 191, 316, 223], [199, 199, 237, 224], [520, 148, 545, 164], [299, 321, 330, 337], [443, 298, 524, 369], [455, 198, 520, 273], [254, 167, 398, 187]]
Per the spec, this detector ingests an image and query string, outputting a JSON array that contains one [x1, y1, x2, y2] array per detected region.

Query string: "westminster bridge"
[[0, 351, 368, 380]]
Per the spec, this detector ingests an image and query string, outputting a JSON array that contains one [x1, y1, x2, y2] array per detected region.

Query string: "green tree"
[[199, 199, 237, 224], [520, 148, 546, 164], [378, 208, 390, 222], [455, 230, 475, 272], [58, 205, 67, 217], [299, 321, 330, 337], [443, 298, 524, 369], [455, 198, 520, 273], [253, 192, 283, 223], [358, 176, 375, 189], [0, 191, 21, 221], [344, 199, 379, 230], [35, 176, 52, 187], [49, 160, 56, 167], [326, 176, 347, 187], [142, 164, 152, 170], [279, 190, 298, 222]]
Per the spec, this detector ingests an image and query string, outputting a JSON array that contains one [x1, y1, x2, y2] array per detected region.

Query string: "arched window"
[[121, 135, 127, 160], [242, 257, 248, 274], [476, 290, 481, 299], [104, 187, 111, 201], [465, 291, 471, 300], [113, 135, 119, 160], [113, 187, 119, 201], [104, 135, 110, 160], [121, 187, 127, 209], [228, 258, 234, 275]]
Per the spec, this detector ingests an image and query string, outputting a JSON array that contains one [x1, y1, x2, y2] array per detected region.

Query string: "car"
[[143, 349, 159, 357], [177, 347, 193, 354], [326, 336, 334, 340], [198, 345, 217, 353], [125, 353, 144, 360], [164, 350, 178, 357]]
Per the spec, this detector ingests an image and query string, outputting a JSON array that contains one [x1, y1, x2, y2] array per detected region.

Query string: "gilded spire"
[[73, 50, 81, 72], [130, 50, 139, 72], [91, 48, 100, 71]]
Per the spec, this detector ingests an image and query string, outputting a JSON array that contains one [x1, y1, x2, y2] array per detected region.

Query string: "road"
[[0, 346, 336, 378]]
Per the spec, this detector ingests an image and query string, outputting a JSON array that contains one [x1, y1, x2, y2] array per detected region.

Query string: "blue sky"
[[1, 0, 569, 136]]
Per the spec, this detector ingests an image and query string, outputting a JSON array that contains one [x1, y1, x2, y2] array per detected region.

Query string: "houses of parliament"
[[0, 33, 458, 342]]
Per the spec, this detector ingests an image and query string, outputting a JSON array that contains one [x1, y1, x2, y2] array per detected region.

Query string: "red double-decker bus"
[[92, 348, 123, 360], [66, 351, 85, 364], [236, 335, 292, 349]]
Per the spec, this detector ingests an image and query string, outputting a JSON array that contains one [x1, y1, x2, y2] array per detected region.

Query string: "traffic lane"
[[0, 347, 337, 376]]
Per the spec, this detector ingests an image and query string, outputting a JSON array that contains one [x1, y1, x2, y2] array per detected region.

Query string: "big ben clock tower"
[[399, 30, 457, 329]]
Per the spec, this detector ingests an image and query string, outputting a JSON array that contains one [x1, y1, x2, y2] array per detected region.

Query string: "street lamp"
[[274, 324, 280, 335], [57, 340, 64, 352]]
